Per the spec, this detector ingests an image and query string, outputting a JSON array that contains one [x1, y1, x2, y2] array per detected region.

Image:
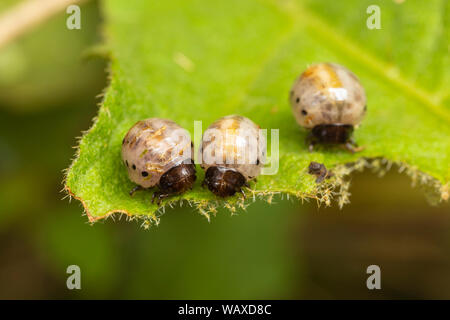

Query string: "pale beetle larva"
[[121, 118, 196, 204], [290, 63, 367, 153], [201, 115, 266, 198]]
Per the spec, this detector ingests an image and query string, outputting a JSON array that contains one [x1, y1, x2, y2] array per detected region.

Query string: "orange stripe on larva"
[[320, 64, 342, 88], [301, 64, 342, 89], [149, 125, 166, 140]]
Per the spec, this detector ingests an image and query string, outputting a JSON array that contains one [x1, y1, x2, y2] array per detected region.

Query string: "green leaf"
[[65, 0, 450, 222]]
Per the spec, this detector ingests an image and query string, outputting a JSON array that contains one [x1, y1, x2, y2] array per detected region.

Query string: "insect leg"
[[306, 132, 317, 152], [129, 185, 143, 196]]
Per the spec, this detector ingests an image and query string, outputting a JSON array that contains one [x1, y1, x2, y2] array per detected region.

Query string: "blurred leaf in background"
[[0, 0, 105, 113], [0, 0, 105, 226], [0, 0, 111, 298], [32, 200, 301, 299]]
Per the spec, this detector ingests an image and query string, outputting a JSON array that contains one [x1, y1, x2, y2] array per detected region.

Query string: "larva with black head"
[[290, 63, 367, 153], [122, 118, 196, 204], [200, 115, 265, 198]]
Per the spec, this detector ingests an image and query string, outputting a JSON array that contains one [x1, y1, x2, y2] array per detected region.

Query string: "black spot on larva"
[[125, 160, 129, 167], [141, 171, 148, 177], [256, 159, 260, 165], [301, 109, 308, 116], [296, 97, 300, 103], [122, 138, 125, 144], [191, 142, 194, 148], [132, 164, 136, 170]]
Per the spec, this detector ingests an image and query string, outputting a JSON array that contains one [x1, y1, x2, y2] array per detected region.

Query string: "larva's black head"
[[204, 166, 246, 198], [158, 163, 196, 196], [307, 124, 363, 153], [311, 124, 354, 144]]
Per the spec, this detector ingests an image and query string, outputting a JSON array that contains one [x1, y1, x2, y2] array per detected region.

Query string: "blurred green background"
[[0, 0, 449, 299]]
